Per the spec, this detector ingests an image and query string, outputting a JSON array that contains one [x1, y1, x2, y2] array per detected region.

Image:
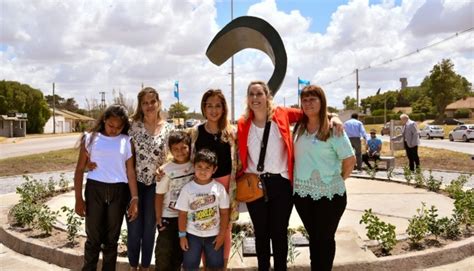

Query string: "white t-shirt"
[[155, 161, 194, 218], [85, 132, 132, 184], [175, 180, 229, 237]]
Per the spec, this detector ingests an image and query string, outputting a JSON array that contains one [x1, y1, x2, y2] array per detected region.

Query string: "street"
[[0, 134, 81, 159], [380, 135, 474, 155]]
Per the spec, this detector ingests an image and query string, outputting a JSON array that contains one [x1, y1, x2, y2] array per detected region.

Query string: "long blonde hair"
[[132, 87, 162, 122], [244, 80, 275, 121], [295, 85, 330, 142]]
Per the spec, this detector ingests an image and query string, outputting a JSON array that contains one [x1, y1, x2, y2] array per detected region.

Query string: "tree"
[[45, 94, 82, 113], [412, 97, 434, 114], [168, 102, 188, 119], [342, 96, 357, 110], [425, 59, 472, 121], [327, 106, 339, 113], [0, 80, 51, 133], [112, 89, 135, 115]]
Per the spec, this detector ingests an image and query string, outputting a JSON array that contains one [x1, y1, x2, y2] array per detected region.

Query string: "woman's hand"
[[127, 199, 139, 221], [213, 232, 225, 250], [155, 167, 165, 182], [75, 198, 86, 217], [329, 116, 344, 136]]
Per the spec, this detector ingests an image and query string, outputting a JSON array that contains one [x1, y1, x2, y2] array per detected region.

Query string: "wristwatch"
[[178, 231, 187, 238]]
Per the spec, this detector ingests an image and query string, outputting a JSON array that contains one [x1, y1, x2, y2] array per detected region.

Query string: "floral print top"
[[129, 120, 174, 185]]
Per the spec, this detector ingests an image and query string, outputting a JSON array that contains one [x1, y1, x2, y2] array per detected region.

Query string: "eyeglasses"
[[248, 92, 265, 99]]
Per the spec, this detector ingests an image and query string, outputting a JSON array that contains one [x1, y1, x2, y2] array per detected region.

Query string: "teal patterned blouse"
[[294, 131, 354, 201]]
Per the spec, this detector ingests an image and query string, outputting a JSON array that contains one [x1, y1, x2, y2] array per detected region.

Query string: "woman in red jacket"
[[237, 80, 301, 271]]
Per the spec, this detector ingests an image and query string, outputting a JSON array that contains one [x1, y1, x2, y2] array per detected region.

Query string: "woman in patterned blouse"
[[293, 85, 355, 271], [127, 87, 174, 271]]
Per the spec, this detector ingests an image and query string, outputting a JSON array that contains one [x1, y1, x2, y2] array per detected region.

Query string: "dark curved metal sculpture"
[[206, 16, 287, 96]]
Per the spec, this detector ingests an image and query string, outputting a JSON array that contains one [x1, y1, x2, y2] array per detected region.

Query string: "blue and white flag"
[[173, 81, 179, 100], [298, 77, 310, 95]]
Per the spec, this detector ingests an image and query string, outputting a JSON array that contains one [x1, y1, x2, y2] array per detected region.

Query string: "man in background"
[[393, 114, 420, 171], [362, 129, 382, 170], [344, 113, 368, 171]]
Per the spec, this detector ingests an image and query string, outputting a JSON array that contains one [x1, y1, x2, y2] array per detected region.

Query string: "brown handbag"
[[236, 121, 271, 203]]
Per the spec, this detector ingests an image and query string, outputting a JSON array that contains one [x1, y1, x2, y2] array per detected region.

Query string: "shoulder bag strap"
[[257, 121, 271, 172]]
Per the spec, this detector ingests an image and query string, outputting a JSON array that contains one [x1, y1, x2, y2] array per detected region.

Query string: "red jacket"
[[237, 107, 302, 185]]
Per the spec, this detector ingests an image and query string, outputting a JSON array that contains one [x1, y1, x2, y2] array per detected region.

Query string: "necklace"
[[205, 123, 220, 141]]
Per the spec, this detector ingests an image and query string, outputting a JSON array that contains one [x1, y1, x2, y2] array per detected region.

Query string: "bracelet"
[[178, 231, 187, 238], [130, 196, 139, 203]]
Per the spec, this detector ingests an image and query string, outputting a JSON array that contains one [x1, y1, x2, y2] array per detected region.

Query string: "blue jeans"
[[183, 233, 223, 271], [126, 182, 156, 268]]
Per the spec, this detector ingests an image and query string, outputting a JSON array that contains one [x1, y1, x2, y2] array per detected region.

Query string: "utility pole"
[[52, 82, 56, 134], [384, 97, 387, 124], [356, 68, 360, 112], [230, 0, 235, 122], [141, 82, 144, 89], [99, 91, 106, 110]]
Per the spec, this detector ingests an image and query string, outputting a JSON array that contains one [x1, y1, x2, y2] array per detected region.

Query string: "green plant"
[[359, 209, 397, 253], [366, 167, 377, 179], [444, 174, 469, 199], [426, 205, 443, 239], [16, 175, 48, 204], [414, 168, 425, 188], [403, 166, 413, 184], [407, 202, 430, 246], [439, 216, 461, 239], [453, 189, 473, 229], [58, 173, 70, 192], [296, 225, 309, 240], [287, 228, 300, 264], [230, 222, 254, 261], [61, 206, 84, 246], [119, 229, 128, 248], [34, 205, 58, 235], [47, 177, 56, 195], [10, 201, 38, 227], [426, 170, 442, 192]]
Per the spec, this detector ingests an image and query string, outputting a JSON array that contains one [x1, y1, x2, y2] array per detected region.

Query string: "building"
[[444, 97, 474, 118], [44, 109, 95, 134], [0, 113, 28, 137]]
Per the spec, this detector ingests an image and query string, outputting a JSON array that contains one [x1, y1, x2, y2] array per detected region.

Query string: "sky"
[[1, 0, 473, 119]]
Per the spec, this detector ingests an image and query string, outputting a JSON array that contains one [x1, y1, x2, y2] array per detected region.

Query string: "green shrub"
[[34, 205, 58, 236], [439, 216, 461, 239], [58, 173, 70, 192], [407, 203, 429, 246], [403, 166, 413, 184], [454, 108, 470, 118], [11, 201, 39, 227], [61, 206, 84, 246], [359, 209, 397, 253], [426, 170, 442, 192], [47, 177, 56, 195], [426, 205, 443, 239], [453, 189, 474, 229], [414, 168, 425, 188], [445, 174, 469, 198]]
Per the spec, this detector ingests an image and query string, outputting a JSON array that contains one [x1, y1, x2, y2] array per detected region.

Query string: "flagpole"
[[297, 77, 300, 107]]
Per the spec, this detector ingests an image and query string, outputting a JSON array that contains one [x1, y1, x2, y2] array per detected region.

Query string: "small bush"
[[439, 216, 461, 239], [359, 209, 397, 253], [414, 168, 425, 188], [407, 203, 430, 246], [453, 189, 474, 229], [445, 174, 469, 199], [426, 205, 443, 239], [11, 201, 38, 227], [34, 205, 58, 236], [47, 177, 56, 195], [58, 173, 70, 192], [426, 170, 442, 192], [403, 166, 413, 184], [61, 206, 84, 246]]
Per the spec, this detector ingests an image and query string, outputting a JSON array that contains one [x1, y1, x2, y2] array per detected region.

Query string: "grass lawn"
[[0, 148, 78, 177], [0, 144, 472, 177]]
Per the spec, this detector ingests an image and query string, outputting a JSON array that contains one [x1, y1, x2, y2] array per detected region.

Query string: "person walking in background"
[[176, 149, 229, 271], [155, 130, 194, 271], [74, 104, 139, 271], [128, 87, 174, 271], [293, 85, 355, 271], [362, 129, 382, 170], [189, 89, 239, 269], [393, 114, 420, 172], [343, 113, 368, 171]]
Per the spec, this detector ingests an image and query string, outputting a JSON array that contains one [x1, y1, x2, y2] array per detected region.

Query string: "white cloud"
[[1, 0, 473, 119]]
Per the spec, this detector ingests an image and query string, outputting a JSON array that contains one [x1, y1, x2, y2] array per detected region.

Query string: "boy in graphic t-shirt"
[[155, 130, 194, 270], [175, 149, 229, 270]]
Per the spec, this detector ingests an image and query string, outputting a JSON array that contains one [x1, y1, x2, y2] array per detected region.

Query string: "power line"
[[321, 26, 474, 86]]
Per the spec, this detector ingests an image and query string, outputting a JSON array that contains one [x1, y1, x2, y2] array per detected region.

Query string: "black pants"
[[294, 193, 347, 271], [155, 217, 183, 271], [83, 179, 129, 271], [404, 141, 420, 171], [349, 137, 362, 170], [362, 153, 380, 169], [246, 174, 293, 271]]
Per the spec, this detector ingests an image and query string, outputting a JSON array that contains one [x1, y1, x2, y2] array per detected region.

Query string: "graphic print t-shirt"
[[155, 161, 194, 218], [175, 180, 229, 237]]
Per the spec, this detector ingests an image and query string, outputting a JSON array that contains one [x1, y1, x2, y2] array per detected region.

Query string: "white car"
[[448, 125, 474, 142], [419, 125, 444, 139]]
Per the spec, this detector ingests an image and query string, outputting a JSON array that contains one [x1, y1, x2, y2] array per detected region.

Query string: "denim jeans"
[[83, 179, 129, 271], [182, 233, 223, 271], [126, 182, 156, 268], [154, 217, 183, 271]]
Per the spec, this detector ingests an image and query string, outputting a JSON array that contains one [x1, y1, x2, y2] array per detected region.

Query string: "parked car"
[[380, 122, 402, 136], [448, 125, 474, 142], [419, 125, 444, 139], [443, 118, 464, 125], [185, 118, 199, 128]]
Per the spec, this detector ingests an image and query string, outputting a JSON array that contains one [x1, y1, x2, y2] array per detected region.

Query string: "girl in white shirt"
[[74, 104, 139, 271]]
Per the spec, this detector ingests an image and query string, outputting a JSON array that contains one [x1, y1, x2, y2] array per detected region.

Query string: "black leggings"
[[246, 174, 293, 271], [83, 179, 129, 271], [294, 193, 347, 271]]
